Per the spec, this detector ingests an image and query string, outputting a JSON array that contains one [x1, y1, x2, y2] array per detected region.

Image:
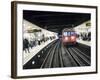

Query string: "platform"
[[23, 39, 57, 65], [77, 39, 90, 46]]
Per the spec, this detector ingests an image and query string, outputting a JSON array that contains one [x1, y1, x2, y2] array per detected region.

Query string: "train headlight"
[[65, 37, 68, 41], [71, 36, 75, 40]]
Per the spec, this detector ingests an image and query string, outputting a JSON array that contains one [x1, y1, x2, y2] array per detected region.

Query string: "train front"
[[62, 28, 77, 45]]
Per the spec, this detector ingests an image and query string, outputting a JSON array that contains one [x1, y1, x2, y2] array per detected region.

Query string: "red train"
[[62, 28, 77, 45]]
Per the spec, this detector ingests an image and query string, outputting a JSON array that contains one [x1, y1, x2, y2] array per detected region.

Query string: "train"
[[62, 28, 77, 45]]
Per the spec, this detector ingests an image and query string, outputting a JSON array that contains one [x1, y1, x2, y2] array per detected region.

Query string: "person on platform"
[[23, 38, 30, 53]]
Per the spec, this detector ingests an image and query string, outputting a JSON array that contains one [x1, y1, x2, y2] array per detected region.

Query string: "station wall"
[[74, 20, 91, 34], [23, 19, 58, 41]]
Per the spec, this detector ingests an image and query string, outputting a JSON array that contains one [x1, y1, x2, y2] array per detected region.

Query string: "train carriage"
[[62, 28, 77, 45]]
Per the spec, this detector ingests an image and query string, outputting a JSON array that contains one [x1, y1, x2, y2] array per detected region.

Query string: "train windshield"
[[63, 31, 75, 36], [71, 32, 75, 35], [63, 32, 70, 36]]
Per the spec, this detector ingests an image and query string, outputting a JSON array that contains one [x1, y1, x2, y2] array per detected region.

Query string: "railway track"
[[62, 44, 78, 67], [41, 40, 65, 68], [40, 40, 59, 68], [41, 41, 90, 68], [71, 47, 90, 66], [23, 40, 91, 69]]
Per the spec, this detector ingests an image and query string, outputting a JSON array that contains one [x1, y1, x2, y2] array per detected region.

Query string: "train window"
[[71, 32, 75, 35], [63, 32, 70, 36], [63, 32, 66, 36]]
